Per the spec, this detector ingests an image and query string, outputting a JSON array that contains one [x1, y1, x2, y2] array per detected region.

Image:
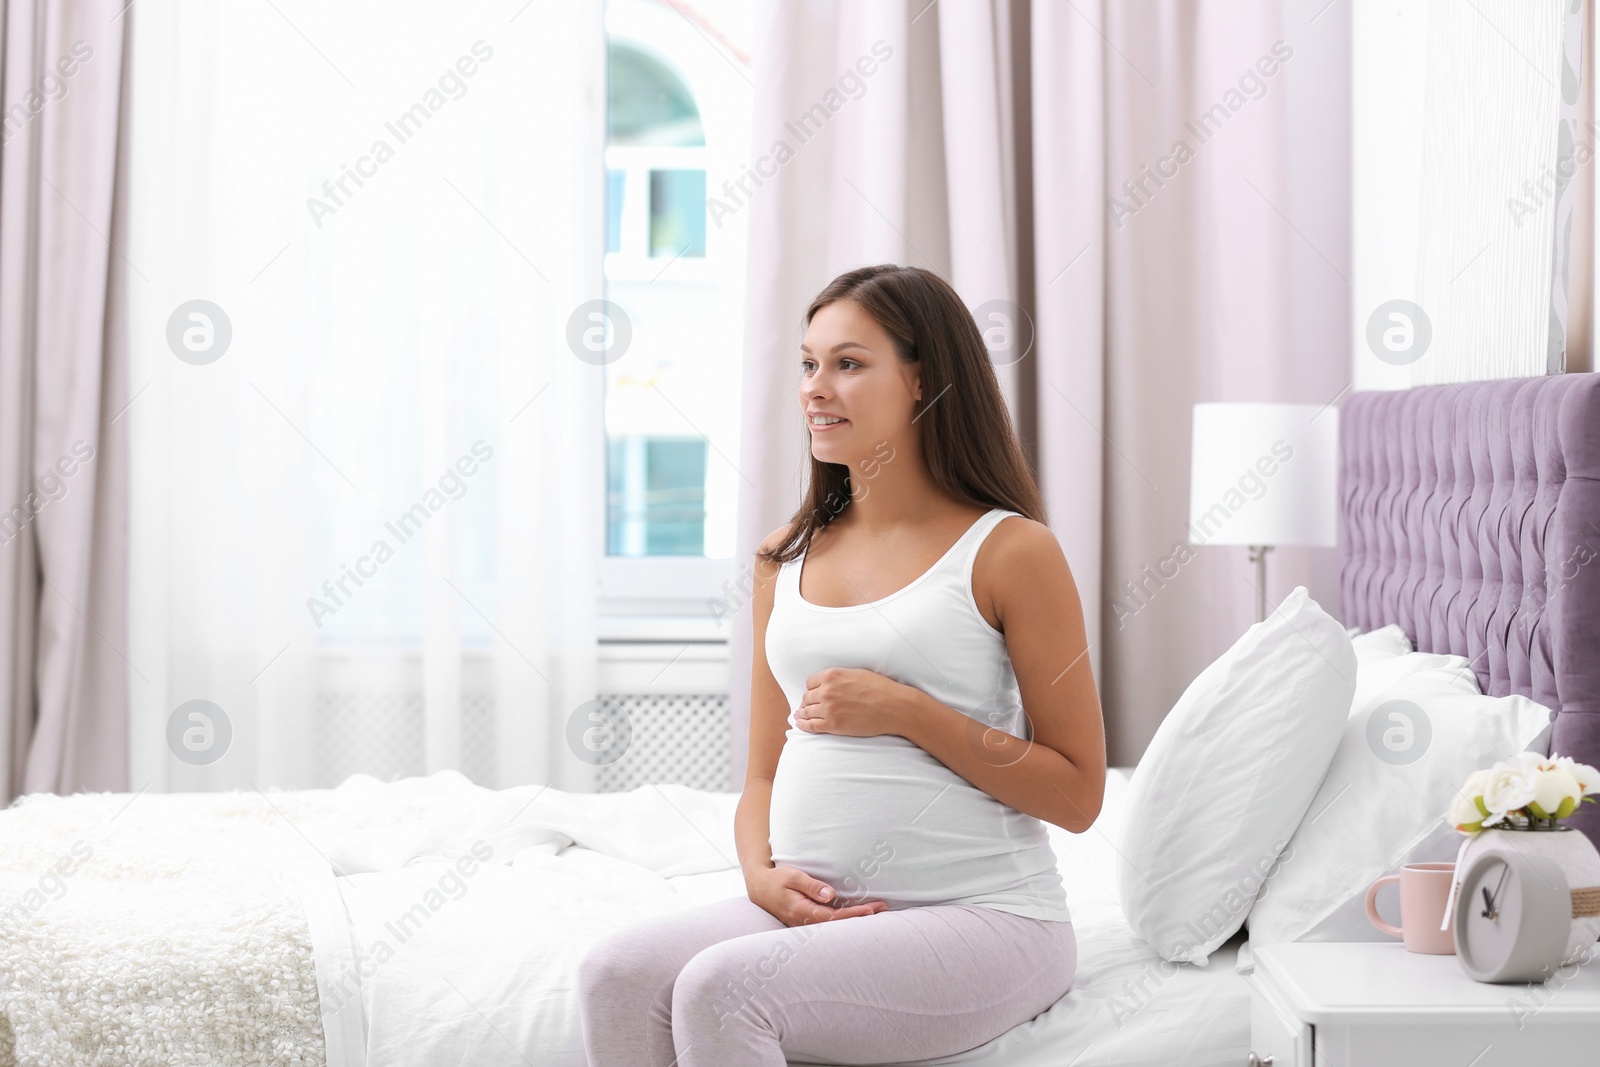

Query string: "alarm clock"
[[1451, 844, 1573, 983]]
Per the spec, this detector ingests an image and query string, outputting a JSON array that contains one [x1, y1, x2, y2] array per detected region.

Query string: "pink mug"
[[1364, 862, 1456, 954]]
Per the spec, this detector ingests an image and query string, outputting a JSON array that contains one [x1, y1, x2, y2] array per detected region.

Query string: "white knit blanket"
[[0, 773, 495, 1067]]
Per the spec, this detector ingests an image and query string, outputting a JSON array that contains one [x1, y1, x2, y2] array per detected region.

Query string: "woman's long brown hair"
[[759, 263, 1046, 568]]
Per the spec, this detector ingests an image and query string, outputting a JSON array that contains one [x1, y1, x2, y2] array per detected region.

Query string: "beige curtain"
[[1569, 0, 1594, 375], [0, 0, 131, 802], [728, 0, 1351, 781]]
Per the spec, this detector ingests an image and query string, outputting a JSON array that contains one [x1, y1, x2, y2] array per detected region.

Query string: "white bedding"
[[0, 769, 1251, 1066]]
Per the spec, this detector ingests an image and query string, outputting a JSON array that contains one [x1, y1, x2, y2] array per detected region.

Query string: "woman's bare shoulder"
[[986, 514, 1059, 554], [973, 516, 1070, 628], [753, 523, 796, 609], [758, 522, 794, 557]]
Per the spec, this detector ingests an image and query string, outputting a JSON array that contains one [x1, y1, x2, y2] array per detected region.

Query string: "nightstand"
[[1246, 941, 1600, 1066]]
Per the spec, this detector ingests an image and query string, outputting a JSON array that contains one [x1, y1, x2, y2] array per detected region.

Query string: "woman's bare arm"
[[893, 517, 1107, 833], [734, 525, 790, 885]]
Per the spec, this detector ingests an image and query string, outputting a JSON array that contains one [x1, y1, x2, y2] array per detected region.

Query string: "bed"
[[0, 768, 1248, 1067], [3, 371, 1597, 1066]]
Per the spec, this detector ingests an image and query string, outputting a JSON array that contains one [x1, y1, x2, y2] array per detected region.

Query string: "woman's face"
[[798, 299, 921, 463]]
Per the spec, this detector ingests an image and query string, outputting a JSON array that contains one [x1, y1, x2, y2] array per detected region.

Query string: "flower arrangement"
[[1447, 752, 1600, 833]]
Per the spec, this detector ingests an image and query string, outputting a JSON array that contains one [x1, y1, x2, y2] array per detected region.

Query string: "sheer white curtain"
[[126, 1, 603, 792]]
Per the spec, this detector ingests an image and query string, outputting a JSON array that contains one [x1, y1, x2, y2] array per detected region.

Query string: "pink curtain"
[[0, 0, 132, 801], [728, 0, 1351, 782]]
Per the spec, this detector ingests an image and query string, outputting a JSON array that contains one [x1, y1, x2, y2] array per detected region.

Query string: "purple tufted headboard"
[[1338, 374, 1600, 852]]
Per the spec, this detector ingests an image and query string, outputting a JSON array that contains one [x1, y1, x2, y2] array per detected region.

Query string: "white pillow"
[[1245, 663, 1554, 946], [1347, 624, 1483, 716], [1117, 586, 1355, 966], [1350, 646, 1473, 713], [1350, 623, 1412, 662]]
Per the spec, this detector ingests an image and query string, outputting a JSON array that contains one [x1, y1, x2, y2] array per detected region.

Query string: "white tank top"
[[763, 507, 1072, 922]]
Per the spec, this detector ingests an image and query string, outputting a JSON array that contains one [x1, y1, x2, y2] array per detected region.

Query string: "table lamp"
[[1188, 403, 1338, 622]]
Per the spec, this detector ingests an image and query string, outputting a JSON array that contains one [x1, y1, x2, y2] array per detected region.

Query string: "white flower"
[[1448, 768, 1493, 831], [1481, 761, 1538, 818], [1553, 754, 1600, 795], [1531, 765, 1584, 816]]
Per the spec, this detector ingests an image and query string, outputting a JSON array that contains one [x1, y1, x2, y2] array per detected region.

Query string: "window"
[[606, 169, 626, 254], [601, 2, 748, 633], [607, 436, 708, 554], [604, 40, 712, 559], [607, 42, 706, 146], [648, 169, 707, 258], [600, 1, 751, 626]]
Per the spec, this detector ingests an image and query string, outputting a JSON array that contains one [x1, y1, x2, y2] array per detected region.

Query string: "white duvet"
[[0, 769, 1251, 1067]]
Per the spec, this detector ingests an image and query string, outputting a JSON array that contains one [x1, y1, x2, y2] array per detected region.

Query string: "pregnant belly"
[[767, 731, 1045, 909]]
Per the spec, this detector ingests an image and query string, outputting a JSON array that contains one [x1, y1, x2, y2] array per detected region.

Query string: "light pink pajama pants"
[[577, 894, 1077, 1066]]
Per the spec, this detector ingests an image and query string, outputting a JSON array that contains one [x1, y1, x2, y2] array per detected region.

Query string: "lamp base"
[[1247, 544, 1273, 623]]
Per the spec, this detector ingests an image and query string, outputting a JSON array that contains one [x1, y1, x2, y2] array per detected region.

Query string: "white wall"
[[1352, 0, 1584, 389]]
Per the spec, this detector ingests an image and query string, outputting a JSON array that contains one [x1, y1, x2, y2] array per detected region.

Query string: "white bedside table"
[[1246, 941, 1600, 1066]]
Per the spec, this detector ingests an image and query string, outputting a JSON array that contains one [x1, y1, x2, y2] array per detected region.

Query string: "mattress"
[[0, 769, 1251, 1066]]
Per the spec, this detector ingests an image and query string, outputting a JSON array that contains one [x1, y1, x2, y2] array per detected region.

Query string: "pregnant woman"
[[578, 263, 1106, 1066]]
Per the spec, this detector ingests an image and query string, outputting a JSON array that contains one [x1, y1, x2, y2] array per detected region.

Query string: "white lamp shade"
[[1188, 403, 1338, 548]]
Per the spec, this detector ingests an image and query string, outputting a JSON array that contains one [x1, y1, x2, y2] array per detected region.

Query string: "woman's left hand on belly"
[[794, 668, 914, 738]]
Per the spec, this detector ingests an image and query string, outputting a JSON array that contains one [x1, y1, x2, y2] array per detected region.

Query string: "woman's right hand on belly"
[[746, 865, 889, 926]]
